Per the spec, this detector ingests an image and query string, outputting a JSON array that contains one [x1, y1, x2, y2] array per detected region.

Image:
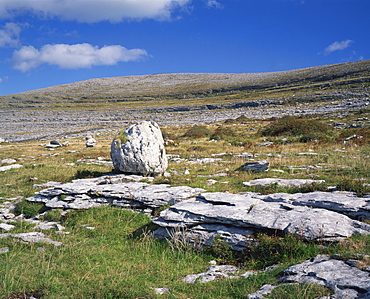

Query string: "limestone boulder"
[[110, 121, 168, 176]]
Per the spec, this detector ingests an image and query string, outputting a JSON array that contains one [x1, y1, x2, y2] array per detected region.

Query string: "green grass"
[[0, 111, 369, 298]]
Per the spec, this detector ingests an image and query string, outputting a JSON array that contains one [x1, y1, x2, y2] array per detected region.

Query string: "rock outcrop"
[[153, 192, 370, 250], [27, 174, 204, 215], [110, 121, 168, 176]]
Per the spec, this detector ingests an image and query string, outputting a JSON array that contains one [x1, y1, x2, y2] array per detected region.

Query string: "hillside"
[[0, 60, 369, 142]]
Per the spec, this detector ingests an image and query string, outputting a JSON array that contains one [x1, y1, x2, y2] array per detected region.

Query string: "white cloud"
[[0, 0, 191, 23], [0, 22, 21, 47], [206, 0, 223, 9], [324, 40, 353, 55], [12, 43, 148, 72]]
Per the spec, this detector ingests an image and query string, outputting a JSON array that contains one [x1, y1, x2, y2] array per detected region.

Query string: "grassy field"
[[1, 111, 369, 298]]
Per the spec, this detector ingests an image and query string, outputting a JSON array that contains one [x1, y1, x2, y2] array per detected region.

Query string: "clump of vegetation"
[[224, 114, 249, 124], [183, 125, 212, 138], [261, 116, 332, 142], [338, 127, 370, 145], [15, 200, 44, 218], [211, 126, 236, 141], [336, 178, 370, 197], [118, 130, 127, 143], [42, 209, 63, 222]]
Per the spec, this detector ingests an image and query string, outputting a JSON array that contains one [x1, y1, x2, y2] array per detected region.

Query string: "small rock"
[[241, 160, 269, 172], [151, 288, 170, 295], [0, 247, 9, 254], [0, 223, 15, 231], [0, 164, 22, 172], [0, 158, 17, 164]]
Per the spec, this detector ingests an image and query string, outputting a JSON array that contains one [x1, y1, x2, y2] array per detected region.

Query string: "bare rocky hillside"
[[0, 60, 369, 142]]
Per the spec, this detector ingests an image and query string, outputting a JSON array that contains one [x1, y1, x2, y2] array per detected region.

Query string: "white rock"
[[110, 121, 168, 176], [0, 164, 22, 172], [0, 158, 17, 164]]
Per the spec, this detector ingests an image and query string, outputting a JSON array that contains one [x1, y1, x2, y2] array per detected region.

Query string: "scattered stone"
[[182, 265, 239, 283], [233, 152, 254, 159], [241, 160, 269, 172], [243, 178, 325, 188], [46, 140, 62, 148], [0, 232, 62, 246], [0, 247, 9, 254], [0, 158, 17, 164], [255, 141, 274, 147], [0, 164, 22, 172], [151, 288, 170, 295], [86, 136, 97, 147], [110, 121, 168, 176], [188, 157, 223, 164]]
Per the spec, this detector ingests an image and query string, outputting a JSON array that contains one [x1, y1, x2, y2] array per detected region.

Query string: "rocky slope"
[[0, 60, 369, 142]]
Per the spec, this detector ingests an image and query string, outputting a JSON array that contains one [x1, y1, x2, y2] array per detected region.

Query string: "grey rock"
[[0, 247, 9, 254], [153, 192, 370, 250], [86, 136, 97, 147], [280, 255, 370, 298], [255, 141, 274, 147], [0, 232, 62, 246], [0, 223, 15, 231], [182, 265, 239, 283], [27, 175, 204, 213], [248, 284, 278, 299], [110, 121, 168, 176], [0, 158, 17, 164], [263, 191, 370, 220], [151, 288, 170, 295], [241, 160, 269, 172], [0, 164, 22, 171], [243, 178, 325, 187], [188, 157, 223, 164]]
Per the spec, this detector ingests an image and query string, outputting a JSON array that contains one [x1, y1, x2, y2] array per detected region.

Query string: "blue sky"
[[0, 0, 369, 95]]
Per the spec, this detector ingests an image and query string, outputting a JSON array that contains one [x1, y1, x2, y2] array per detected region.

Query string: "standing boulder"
[[110, 121, 168, 176], [85, 136, 97, 147]]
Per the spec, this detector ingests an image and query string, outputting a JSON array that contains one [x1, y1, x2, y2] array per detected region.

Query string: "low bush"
[[15, 200, 44, 218], [42, 209, 63, 222], [260, 116, 332, 142], [183, 125, 212, 138], [337, 178, 370, 197], [211, 126, 236, 140]]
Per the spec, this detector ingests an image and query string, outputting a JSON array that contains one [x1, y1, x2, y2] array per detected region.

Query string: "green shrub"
[[42, 209, 63, 222], [337, 178, 370, 197], [183, 125, 212, 138], [261, 116, 331, 140], [15, 200, 44, 218], [238, 234, 319, 269], [211, 126, 236, 140]]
